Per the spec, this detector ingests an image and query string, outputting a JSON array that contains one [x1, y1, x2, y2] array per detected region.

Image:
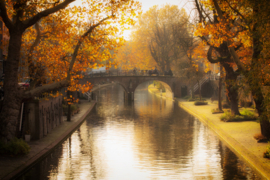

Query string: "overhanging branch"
[[67, 16, 111, 80], [23, 0, 75, 30], [207, 46, 220, 63], [24, 79, 69, 98], [0, 0, 13, 29]]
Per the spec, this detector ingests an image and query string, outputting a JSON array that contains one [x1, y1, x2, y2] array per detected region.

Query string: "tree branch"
[[0, 0, 13, 29], [228, 46, 245, 71], [67, 16, 111, 80], [212, 0, 224, 20], [22, 0, 75, 30], [27, 23, 42, 89], [24, 79, 69, 98], [223, 0, 248, 26], [207, 46, 220, 63], [194, 0, 204, 23], [211, 0, 246, 72]]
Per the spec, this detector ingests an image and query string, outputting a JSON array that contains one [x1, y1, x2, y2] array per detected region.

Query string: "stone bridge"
[[80, 75, 187, 101]]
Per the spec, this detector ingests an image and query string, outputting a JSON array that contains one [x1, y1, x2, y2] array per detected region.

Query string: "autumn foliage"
[[0, 0, 141, 141], [194, 0, 270, 138], [115, 4, 190, 72]]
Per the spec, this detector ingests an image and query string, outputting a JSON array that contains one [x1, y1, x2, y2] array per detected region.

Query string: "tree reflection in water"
[[18, 83, 260, 180]]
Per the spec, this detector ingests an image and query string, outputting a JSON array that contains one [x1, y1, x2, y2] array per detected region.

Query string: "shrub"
[[62, 104, 78, 115], [211, 108, 224, 114], [220, 109, 257, 122], [220, 111, 234, 122], [263, 143, 270, 159], [0, 138, 30, 156], [183, 96, 190, 100], [188, 96, 206, 102], [194, 101, 208, 105], [240, 108, 256, 119], [70, 104, 77, 112]]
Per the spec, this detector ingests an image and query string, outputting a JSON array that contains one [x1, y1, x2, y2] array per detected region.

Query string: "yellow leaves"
[[16, 0, 141, 94], [114, 39, 156, 71]]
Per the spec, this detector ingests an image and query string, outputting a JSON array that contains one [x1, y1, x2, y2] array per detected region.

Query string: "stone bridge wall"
[[80, 76, 187, 100]]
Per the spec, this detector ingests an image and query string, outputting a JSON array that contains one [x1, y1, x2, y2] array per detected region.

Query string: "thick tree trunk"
[[225, 77, 239, 115], [222, 64, 240, 115], [249, 13, 270, 139], [254, 90, 270, 138], [248, 73, 270, 139], [0, 31, 24, 142], [260, 119, 270, 139]]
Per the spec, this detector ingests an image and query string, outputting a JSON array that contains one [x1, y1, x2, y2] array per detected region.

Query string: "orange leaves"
[[195, 18, 238, 48], [18, 0, 141, 93], [114, 41, 156, 70]]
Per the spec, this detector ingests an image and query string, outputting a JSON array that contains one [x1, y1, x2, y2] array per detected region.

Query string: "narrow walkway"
[[177, 99, 270, 180], [148, 85, 270, 179], [0, 100, 96, 180]]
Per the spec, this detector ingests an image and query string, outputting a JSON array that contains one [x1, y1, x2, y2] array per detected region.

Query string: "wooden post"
[[67, 90, 71, 122]]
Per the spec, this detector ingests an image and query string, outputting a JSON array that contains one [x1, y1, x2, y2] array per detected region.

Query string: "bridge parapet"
[[85, 70, 174, 77]]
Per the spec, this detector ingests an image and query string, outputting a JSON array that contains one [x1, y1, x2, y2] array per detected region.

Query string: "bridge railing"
[[84, 70, 174, 78]]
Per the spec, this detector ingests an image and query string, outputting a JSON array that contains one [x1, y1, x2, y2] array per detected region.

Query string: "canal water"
[[18, 83, 260, 180]]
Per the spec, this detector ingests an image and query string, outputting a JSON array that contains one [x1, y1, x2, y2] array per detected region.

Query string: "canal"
[[17, 82, 260, 179]]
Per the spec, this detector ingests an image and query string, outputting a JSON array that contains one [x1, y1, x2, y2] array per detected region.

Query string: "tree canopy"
[[194, 0, 270, 138], [115, 4, 190, 72], [0, 0, 141, 141]]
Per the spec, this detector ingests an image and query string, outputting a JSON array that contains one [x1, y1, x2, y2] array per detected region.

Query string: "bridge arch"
[[80, 75, 186, 101], [133, 79, 174, 99]]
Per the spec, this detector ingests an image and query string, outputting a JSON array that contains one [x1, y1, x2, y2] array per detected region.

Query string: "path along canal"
[[17, 82, 261, 180]]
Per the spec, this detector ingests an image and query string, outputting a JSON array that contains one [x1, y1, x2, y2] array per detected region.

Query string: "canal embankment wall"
[[0, 100, 96, 180], [148, 85, 270, 180]]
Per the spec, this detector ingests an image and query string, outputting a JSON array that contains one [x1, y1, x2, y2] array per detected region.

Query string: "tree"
[[173, 21, 208, 100], [0, 0, 140, 142], [114, 40, 156, 71], [193, 0, 270, 138], [208, 0, 270, 138], [194, 0, 241, 115], [131, 4, 189, 72]]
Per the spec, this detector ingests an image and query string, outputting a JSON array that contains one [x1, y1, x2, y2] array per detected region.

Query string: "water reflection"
[[18, 83, 260, 180]]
